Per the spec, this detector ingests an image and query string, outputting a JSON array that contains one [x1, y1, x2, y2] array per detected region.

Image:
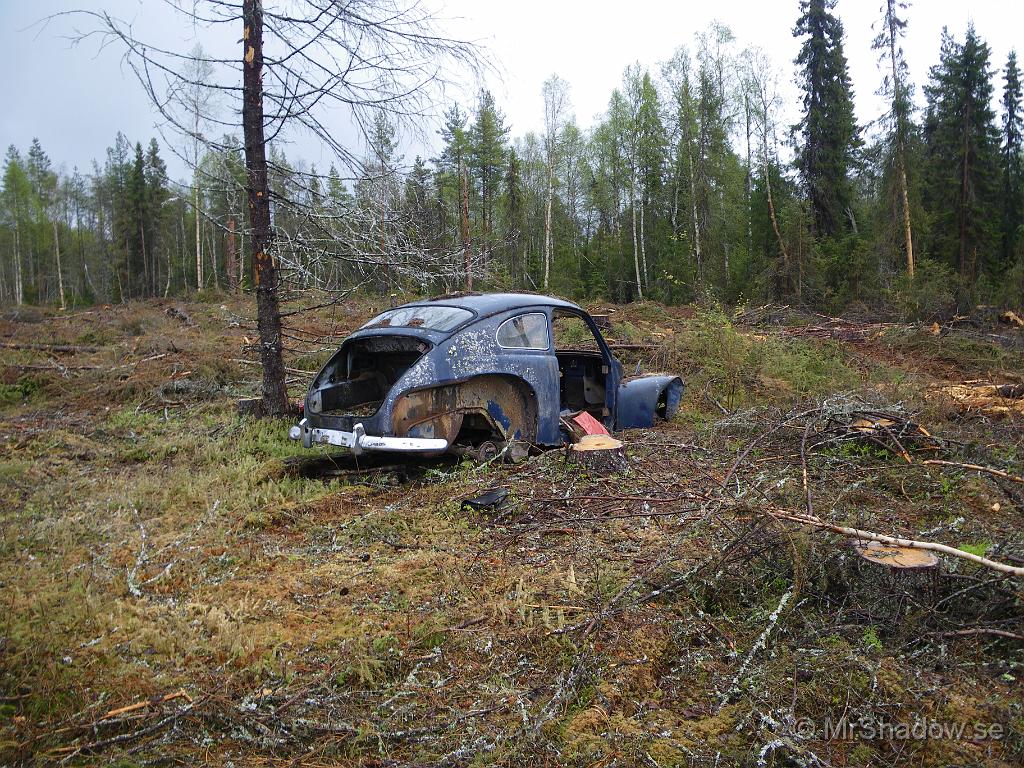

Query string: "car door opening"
[[552, 311, 609, 417]]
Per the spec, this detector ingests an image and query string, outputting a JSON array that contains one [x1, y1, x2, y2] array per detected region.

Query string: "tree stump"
[[566, 434, 628, 474], [850, 540, 941, 625], [853, 540, 940, 570]]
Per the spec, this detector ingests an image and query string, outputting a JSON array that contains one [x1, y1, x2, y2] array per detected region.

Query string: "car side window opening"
[[551, 310, 609, 416], [496, 312, 549, 349]]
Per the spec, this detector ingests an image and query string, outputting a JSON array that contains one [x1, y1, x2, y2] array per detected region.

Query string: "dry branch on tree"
[[57, 0, 488, 414]]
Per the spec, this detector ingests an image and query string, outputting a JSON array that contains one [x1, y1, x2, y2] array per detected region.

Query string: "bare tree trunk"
[[764, 155, 790, 293], [543, 166, 554, 290], [461, 163, 472, 290], [671, 151, 681, 237], [885, 1, 915, 279], [686, 143, 701, 283], [639, 192, 648, 291], [194, 177, 203, 290], [226, 216, 238, 293], [123, 236, 133, 300], [744, 92, 753, 264], [164, 237, 172, 297], [243, 0, 289, 416], [630, 181, 643, 300], [140, 220, 149, 298], [205, 225, 217, 290], [897, 159, 914, 278], [14, 218, 23, 305]]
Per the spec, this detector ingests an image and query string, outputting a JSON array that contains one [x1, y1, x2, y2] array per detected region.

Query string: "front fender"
[[615, 375, 684, 430]]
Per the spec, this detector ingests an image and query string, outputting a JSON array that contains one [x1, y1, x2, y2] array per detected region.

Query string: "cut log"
[[566, 434, 628, 474]]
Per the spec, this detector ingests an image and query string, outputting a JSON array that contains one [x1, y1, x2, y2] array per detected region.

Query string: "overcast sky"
[[1, 0, 1019, 180]]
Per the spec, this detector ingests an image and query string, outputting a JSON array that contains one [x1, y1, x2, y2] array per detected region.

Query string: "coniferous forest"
[[4, 3, 1023, 315]]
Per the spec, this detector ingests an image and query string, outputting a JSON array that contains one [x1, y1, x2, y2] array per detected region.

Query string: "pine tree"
[[402, 155, 434, 258], [105, 133, 132, 301], [25, 139, 54, 300], [873, 0, 916, 277], [793, 0, 859, 238], [1000, 50, 1023, 268], [435, 105, 470, 210]]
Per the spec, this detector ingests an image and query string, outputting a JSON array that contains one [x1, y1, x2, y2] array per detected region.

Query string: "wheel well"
[[392, 374, 538, 446]]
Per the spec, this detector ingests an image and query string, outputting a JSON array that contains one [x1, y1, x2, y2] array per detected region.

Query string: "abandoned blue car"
[[288, 293, 683, 458]]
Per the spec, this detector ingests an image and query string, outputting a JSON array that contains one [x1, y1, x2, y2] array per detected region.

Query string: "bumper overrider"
[[288, 418, 448, 455]]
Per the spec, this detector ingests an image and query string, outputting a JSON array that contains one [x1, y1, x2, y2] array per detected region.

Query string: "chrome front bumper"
[[288, 418, 448, 455]]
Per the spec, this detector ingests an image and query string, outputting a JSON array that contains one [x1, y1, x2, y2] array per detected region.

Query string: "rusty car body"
[[288, 293, 683, 457]]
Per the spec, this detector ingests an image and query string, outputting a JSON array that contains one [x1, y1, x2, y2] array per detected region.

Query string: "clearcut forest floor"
[[1, 294, 1023, 767]]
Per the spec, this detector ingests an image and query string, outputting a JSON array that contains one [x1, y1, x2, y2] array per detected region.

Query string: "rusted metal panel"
[[392, 375, 537, 443]]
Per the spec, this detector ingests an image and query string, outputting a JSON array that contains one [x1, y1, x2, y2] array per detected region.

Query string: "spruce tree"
[[1001, 50, 1023, 268], [793, 0, 859, 238], [923, 26, 1000, 282], [124, 142, 148, 297], [145, 139, 169, 295], [468, 89, 510, 252], [503, 148, 524, 286]]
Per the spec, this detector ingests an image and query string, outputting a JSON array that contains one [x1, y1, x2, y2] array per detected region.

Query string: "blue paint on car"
[[294, 293, 685, 454]]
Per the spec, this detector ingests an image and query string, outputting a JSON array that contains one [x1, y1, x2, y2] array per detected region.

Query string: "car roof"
[[402, 292, 582, 316]]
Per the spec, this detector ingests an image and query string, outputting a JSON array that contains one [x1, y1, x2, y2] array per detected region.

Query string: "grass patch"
[[672, 306, 860, 410], [958, 541, 992, 557]]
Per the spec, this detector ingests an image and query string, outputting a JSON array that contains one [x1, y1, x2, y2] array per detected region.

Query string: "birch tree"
[[541, 74, 570, 290]]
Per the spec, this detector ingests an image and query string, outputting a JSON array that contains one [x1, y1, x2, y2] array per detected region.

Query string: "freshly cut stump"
[[851, 540, 941, 621], [567, 434, 628, 474], [853, 540, 940, 570]]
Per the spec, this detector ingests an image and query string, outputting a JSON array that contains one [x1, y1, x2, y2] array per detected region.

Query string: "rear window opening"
[[310, 336, 430, 416], [360, 305, 473, 332]]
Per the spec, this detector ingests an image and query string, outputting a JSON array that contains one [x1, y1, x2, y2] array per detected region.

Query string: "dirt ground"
[[1, 294, 1022, 766]]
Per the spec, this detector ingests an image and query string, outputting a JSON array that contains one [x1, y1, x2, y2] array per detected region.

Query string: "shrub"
[[887, 258, 959, 321]]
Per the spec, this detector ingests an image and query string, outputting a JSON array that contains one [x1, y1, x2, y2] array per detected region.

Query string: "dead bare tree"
[[56, 0, 487, 416]]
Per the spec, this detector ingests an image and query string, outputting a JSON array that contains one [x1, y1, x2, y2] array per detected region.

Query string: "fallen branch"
[[0, 341, 100, 354], [100, 689, 192, 720], [719, 588, 793, 706], [769, 509, 1024, 577], [922, 459, 1024, 484], [50, 697, 202, 759], [5, 363, 100, 371], [938, 627, 1024, 641]]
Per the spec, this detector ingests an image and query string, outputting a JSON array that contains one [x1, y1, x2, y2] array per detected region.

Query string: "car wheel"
[[474, 440, 500, 463]]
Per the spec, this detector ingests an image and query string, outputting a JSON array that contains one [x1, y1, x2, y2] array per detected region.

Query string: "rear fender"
[[615, 375, 684, 429], [391, 374, 538, 447]]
